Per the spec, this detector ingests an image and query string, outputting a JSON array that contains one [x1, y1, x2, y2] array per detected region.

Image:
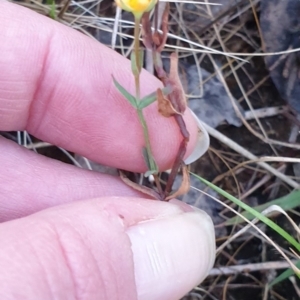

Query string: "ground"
[[4, 0, 300, 299]]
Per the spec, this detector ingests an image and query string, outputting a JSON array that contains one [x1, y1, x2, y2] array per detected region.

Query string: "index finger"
[[0, 2, 200, 172]]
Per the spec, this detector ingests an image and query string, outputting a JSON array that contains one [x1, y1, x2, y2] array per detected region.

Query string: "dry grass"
[[6, 0, 300, 299]]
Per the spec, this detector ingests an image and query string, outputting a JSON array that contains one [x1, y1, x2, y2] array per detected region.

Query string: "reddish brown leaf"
[[165, 164, 190, 201], [164, 134, 189, 197], [168, 53, 187, 114], [157, 88, 178, 117], [141, 12, 153, 50], [119, 170, 162, 200], [156, 3, 169, 52]]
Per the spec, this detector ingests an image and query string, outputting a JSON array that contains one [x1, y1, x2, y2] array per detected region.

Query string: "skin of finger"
[[0, 197, 186, 300], [0, 2, 198, 172], [0, 137, 151, 222]]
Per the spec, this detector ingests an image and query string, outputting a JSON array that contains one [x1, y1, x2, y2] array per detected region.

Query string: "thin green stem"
[[133, 16, 157, 173], [134, 17, 141, 100], [137, 108, 157, 171]]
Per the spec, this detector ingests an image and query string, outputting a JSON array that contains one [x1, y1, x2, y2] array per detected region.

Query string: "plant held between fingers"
[[113, 0, 207, 201]]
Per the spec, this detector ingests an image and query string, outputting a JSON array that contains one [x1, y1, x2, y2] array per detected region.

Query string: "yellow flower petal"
[[116, 0, 157, 13]]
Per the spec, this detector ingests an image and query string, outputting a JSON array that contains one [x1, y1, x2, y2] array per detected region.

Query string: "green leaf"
[[112, 76, 137, 108], [269, 260, 300, 287], [142, 147, 151, 170], [225, 190, 300, 225], [142, 147, 158, 176], [191, 172, 300, 253], [47, 0, 56, 19], [138, 86, 172, 109], [144, 169, 158, 177], [131, 50, 144, 77]]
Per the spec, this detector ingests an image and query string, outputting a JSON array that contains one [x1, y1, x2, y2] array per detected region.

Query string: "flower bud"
[[115, 0, 157, 14]]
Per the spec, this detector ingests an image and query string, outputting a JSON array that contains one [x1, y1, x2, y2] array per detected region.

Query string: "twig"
[[244, 106, 287, 120], [203, 123, 300, 189], [241, 165, 287, 200], [208, 260, 299, 276]]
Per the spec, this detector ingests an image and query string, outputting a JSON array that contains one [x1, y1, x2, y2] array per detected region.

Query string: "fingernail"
[[184, 109, 210, 165], [126, 209, 215, 300]]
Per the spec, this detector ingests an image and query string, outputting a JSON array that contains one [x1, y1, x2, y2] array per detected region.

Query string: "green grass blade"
[[47, 0, 56, 19], [138, 92, 157, 109], [112, 76, 138, 108], [191, 172, 300, 252], [138, 86, 172, 109], [225, 190, 300, 225], [269, 260, 300, 287]]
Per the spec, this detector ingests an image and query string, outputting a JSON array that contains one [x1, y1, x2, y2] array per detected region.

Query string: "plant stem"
[[137, 108, 157, 171], [133, 16, 158, 173], [134, 17, 141, 100]]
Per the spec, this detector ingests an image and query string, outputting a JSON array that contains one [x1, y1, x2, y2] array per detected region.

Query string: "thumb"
[[0, 197, 215, 300]]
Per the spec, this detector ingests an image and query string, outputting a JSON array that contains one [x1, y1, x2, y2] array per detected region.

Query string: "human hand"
[[0, 2, 215, 299]]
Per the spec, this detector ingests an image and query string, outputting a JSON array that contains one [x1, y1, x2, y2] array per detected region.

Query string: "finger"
[[0, 137, 147, 222], [0, 197, 215, 300], [0, 2, 199, 172]]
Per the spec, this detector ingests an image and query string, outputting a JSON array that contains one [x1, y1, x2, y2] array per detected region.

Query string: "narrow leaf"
[[141, 12, 153, 49], [168, 53, 187, 114], [47, 0, 56, 19], [269, 260, 300, 287], [144, 169, 158, 177], [165, 164, 190, 201], [191, 173, 300, 252], [112, 76, 137, 108], [131, 50, 144, 77], [157, 88, 178, 117], [142, 147, 158, 176], [225, 190, 300, 225], [119, 170, 161, 200], [156, 2, 169, 52], [138, 86, 172, 109], [142, 147, 151, 170]]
